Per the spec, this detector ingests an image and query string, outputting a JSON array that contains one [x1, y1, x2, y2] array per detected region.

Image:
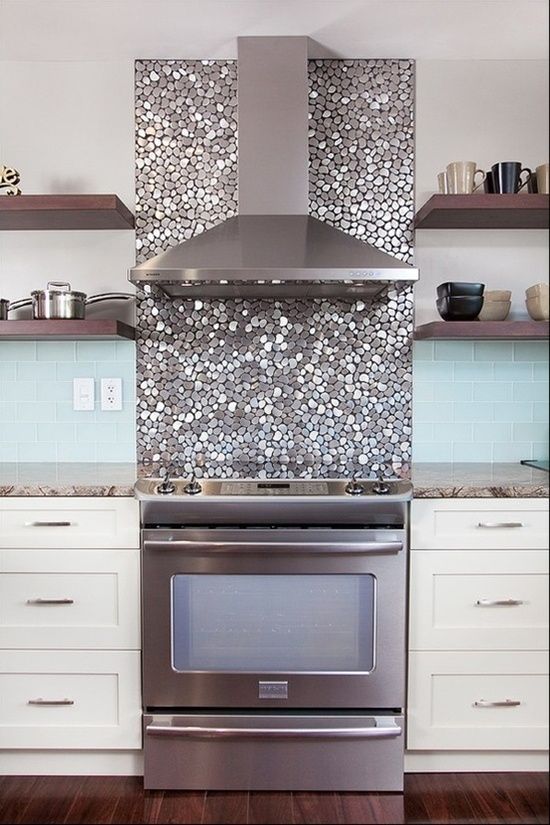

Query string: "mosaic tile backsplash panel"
[[135, 59, 414, 477]]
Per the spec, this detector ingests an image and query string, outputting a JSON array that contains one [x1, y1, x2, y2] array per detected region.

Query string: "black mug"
[[484, 172, 494, 193], [491, 161, 532, 193]]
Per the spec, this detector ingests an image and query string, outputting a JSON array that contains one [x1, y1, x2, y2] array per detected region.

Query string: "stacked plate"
[[436, 282, 484, 321]]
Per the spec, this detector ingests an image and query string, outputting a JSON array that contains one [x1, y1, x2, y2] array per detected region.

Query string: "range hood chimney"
[[129, 37, 418, 299]]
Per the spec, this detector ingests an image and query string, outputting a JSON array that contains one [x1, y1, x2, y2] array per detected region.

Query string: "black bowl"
[[436, 296, 484, 321], [437, 282, 485, 298]]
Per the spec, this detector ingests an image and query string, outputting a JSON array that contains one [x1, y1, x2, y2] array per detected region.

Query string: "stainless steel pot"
[[0, 299, 9, 321], [9, 282, 134, 319]]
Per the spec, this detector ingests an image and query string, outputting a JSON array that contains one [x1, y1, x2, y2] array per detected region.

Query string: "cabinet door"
[[0, 498, 139, 549], [0, 650, 141, 749], [409, 550, 549, 651], [0, 549, 140, 650], [408, 650, 549, 751], [411, 499, 549, 550]]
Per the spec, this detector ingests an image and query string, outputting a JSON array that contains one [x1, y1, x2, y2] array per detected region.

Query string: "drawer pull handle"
[[477, 522, 523, 529], [25, 521, 73, 528], [27, 698, 75, 706], [475, 598, 524, 607], [26, 598, 74, 606], [474, 699, 521, 708]]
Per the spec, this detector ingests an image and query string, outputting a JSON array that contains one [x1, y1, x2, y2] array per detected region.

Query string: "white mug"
[[437, 171, 449, 194], [446, 161, 486, 194], [536, 163, 549, 194]]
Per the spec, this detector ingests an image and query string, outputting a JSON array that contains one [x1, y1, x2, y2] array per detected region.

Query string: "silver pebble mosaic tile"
[[135, 59, 414, 478]]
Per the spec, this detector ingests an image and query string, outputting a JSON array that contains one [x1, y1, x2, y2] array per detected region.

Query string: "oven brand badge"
[[258, 681, 288, 699]]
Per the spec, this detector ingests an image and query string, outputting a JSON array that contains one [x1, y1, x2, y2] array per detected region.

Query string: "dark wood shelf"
[[0, 320, 135, 340], [414, 194, 550, 229], [414, 320, 549, 341], [0, 195, 135, 230]]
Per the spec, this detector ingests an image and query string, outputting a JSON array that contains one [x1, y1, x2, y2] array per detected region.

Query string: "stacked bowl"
[[436, 282, 484, 321], [478, 290, 511, 321], [525, 283, 549, 321]]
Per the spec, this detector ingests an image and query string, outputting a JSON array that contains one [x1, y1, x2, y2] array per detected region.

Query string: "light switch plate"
[[73, 378, 95, 411], [101, 378, 123, 411]]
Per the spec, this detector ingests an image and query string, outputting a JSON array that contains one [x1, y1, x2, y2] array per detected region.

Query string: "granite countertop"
[[0, 461, 547, 498]]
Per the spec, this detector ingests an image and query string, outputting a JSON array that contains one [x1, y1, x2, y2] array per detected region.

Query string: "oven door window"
[[171, 575, 375, 673]]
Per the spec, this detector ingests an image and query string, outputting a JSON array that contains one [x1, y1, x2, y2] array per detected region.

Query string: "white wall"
[[414, 59, 549, 325], [0, 61, 135, 321]]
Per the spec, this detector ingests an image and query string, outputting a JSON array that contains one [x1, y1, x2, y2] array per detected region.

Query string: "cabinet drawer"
[[0, 498, 139, 549], [408, 651, 549, 751], [409, 550, 549, 651], [0, 650, 141, 749], [412, 499, 549, 550], [0, 550, 140, 650]]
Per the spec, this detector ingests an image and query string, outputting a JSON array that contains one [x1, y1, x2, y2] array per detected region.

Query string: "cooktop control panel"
[[219, 481, 329, 496]]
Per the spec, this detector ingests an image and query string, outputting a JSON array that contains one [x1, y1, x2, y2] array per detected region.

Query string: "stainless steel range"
[[135, 470, 412, 792]]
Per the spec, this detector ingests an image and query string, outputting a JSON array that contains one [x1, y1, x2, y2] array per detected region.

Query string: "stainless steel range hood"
[[130, 37, 418, 299]]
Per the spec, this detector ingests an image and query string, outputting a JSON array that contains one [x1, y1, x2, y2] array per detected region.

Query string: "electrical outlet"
[[73, 378, 95, 411], [100, 378, 123, 411]]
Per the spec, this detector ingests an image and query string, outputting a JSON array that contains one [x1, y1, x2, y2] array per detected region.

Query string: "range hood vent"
[[130, 37, 418, 299]]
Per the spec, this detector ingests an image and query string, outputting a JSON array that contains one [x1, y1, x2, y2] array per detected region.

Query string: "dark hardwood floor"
[[0, 773, 548, 824]]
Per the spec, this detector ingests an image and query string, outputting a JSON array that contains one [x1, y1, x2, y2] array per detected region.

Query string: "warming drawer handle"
[[27, 698, 75, 706], [25, 521, 73, 528], [145, 723, 402, 740], [26, 598, 74, 606], [475, 598, 524, 607], [477, 522, 523, 529], [473, 699, 521, 708], [143, 540, 403, 556]]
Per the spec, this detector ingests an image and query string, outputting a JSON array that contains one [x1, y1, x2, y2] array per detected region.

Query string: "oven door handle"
[[143, 540, 403, 556], [145, 721, 402, 740]]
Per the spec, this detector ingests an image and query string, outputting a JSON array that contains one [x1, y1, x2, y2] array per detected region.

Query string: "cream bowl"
[[526, 295, 550, 321], [478, 300, 511, 321]]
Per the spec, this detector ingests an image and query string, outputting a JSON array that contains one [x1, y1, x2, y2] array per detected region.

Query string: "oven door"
[[142, 527, 407, 709]]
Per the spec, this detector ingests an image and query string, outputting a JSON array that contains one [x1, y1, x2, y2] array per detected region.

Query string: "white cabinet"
[[408, 497, 549, 764], [0, 497, 141, 755]]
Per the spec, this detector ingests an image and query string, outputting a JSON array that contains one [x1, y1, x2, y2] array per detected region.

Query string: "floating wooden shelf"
[[0, 195, 135, 230], [414, 320, 549, 341], [414, 194, 549, 230], [0, 320, 135, 341]]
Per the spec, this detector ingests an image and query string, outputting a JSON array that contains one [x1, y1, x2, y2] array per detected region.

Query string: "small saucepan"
[[9, 281, 134, 320]]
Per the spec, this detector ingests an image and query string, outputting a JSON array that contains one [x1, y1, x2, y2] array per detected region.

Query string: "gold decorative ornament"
[[0, 165, 22, 195]]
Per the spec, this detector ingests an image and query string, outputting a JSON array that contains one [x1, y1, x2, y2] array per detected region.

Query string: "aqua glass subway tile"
[[453, 402, 493, 422], [413, 402, 454, 423], [435, 381, 473, 402], [116, 422, 136, 441], [412, 361, 454, 380], [431, 423, 473, 442], [55, 403, 96, 423], [412, 341, 434, 361], [76, 341, 117, 361], [512, 423, 550, 442], [531, 442, 549, 459], [412, 382, 435, 402], [412, 442, 453, 462], [36, 342, 76, 362], [534, 362, 549, 380], [56, 442, 96, 462], [473, 382, 513, 403], [0, 342, 37, 361], [1, 423, 37, 442], [452, 442, 493, 462], [96, 403, 136, 423], [412, 423, 434, 442], [453, 361, 494, 380], [512, 382, 549, 403], [35, 381, 73, 403], [514, 342, 550, 361], [0, 402, 16, 422], [75, 423, 118, 443], [473, 342, 513, 361], [434, 341, 474, 361], [1, 381, 36, 402], [17, 442, 58, 462], [0, 363, 17, 380], [534, 403, 550, 423], [474, 422, 512, 442], [16, 362, 57, 381], [16, 403, 56, 423], [115, 341, 136, 361], [37, 423, 76, 442], [493, 362, 534, 380], [95, 442, 136, 462], [493, 402, 533, 423], [0, 444, 17, 461], [56, 362, 97, 379], [493, 442, 533, 462]]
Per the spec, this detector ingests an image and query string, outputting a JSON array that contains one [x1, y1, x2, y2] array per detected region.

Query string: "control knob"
[[345, 478, 365, 496], [156, 465, 176, 495], [183, 472, 202, 496]]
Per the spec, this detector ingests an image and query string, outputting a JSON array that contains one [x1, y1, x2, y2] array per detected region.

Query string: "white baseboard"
[[0, 750, 143, 776], [405, 750, 550, 773]]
